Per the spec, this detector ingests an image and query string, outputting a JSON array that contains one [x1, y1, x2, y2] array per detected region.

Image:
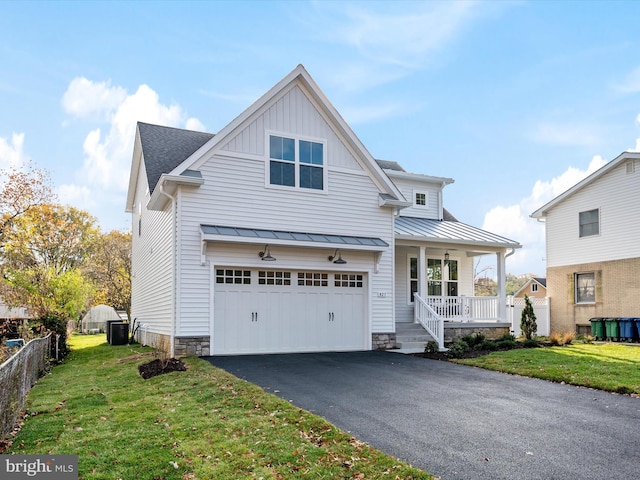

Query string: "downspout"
[[158, 181, 177, 358]]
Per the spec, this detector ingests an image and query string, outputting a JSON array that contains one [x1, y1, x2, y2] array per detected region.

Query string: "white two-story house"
[[531, 151, 640, 333], [126, 65, 521, 356]]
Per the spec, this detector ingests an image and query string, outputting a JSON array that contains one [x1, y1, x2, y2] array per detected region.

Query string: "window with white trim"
[[409, 256, 418, 303], [575, 272, 595, 303], [531, 283, 538, 293], [579, 209, 599, 237], [415, 192, 427, 206], [269, 134, 325, 190]]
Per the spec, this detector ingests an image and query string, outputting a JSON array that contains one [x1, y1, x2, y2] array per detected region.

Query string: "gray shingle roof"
[[138, 122, 214, 194], [533, 277, 547, 288], [395, 216, 521, 248], [375, 159, 406, 171]]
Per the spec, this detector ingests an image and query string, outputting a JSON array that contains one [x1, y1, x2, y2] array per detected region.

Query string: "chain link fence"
[[0, 333, 51, 439]]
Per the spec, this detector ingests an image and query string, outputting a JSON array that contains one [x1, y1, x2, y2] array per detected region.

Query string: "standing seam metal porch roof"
[[395, 216, 521, 248], [201, 225, 389, 247]]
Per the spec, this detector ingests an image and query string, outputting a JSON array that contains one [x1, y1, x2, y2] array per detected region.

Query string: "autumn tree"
[[86, 230, 131, 320], [0, 163, 53, 247], [0, 204, 99, 320]]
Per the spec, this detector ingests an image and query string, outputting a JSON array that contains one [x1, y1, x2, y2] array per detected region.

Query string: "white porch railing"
[[414, 294, 446, 351], [424, 295, 500, 322]]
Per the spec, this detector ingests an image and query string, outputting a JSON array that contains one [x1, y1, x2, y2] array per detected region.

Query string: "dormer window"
[[414, 191, 427, 207], [268, 134, 325, 191]]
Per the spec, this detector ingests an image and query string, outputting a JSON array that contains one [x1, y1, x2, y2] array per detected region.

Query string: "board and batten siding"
[[220, 84, 362, 171], [545, 161, 640, 267], [130, 161, 174, 336]]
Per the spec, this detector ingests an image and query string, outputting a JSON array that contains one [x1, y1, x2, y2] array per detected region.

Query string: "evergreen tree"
[[520, 294, 537, 340]]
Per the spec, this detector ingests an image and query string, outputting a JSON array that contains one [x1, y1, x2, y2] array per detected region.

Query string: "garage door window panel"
[[298, 272, 328, 286], [259, 271, 291, 286], [216, 269, 251, 284]]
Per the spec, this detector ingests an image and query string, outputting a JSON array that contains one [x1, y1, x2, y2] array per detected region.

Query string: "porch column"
[[496, 251, 506, 321], [418, 246, 426, 298]]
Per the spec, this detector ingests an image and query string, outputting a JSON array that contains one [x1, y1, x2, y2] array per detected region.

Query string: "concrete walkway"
[[207, 351, 640, 480]]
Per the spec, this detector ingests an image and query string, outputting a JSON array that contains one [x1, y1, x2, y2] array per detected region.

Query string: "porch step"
[[395, 323, 435, 350]]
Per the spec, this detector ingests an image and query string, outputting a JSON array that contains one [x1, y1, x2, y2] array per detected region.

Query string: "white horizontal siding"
[[131, 161, 173, 336], [175, 157, 395, 336], [394, 177, 442, 219], [546, 162, 640, 267]]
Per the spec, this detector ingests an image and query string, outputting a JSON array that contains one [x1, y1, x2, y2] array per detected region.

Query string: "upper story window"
[[579, 209, 599, 237], [415, 192, 427, 206], [269, 134, 325, 191], [531, 283, 538, 293]]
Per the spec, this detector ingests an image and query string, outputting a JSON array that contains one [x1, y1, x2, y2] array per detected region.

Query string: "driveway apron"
[[207, 351, 640, 480]]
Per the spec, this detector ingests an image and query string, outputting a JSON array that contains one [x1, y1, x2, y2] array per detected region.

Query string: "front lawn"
[[8, 334, 431, 479], [455, 342, 640, 395]]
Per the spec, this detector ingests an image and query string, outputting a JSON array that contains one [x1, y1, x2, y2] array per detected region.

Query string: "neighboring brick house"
[[531, 151, 640, 333], [513, 277, 547, 299]]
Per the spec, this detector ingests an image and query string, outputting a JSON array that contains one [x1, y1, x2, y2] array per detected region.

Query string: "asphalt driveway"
[[206, 351, 640, 480]]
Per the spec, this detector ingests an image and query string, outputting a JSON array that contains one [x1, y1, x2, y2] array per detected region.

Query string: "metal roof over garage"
[[395, 216, 521, 249], [201, 225, 389, 249]]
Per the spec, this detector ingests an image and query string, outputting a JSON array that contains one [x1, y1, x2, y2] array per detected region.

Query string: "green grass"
[[455, 342, 640, 394], [8, 334, 431, 479]]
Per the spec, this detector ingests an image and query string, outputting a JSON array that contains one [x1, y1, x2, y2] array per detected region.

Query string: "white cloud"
[[531, 122, 600, 147], [482, 155, 607, 275], [0, 132, 27, 168], [613, 66, 640, 94], [185, 117, 206, 132], [59, 79, 205, 229], [62, 77, 127, 120], [63, 81, 202, 192], [58, 183, 95, 210], [335, 1, 479, 69]]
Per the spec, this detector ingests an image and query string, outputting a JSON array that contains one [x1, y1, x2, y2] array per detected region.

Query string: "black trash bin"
[[110, 322, 129, 346], [106, 319, 122, 344]]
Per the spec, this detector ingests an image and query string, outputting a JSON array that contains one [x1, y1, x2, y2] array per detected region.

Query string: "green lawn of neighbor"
[[455, 342, 640, 395]]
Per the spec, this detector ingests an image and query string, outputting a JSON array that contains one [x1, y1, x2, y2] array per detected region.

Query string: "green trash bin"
[[604, 318, 620, 341], [590, 317, 605, 340]]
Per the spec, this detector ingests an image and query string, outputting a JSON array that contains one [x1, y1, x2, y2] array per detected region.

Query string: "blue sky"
[[1, 0, 639, 276]]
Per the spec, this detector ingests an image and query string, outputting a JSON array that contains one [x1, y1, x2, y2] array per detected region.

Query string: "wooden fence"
[[0, 334, 51, 439]]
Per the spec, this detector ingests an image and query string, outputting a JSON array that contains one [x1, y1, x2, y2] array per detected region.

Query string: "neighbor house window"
[[579, 209, 599, 237], [269, 134, 325, 190], [575, 272, 595, 303], [415, 192, 426, 206], [531, 283, 538, 293]]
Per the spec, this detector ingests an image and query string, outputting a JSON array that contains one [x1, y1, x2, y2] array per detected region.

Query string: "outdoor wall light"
[[259, 245, 276, 261], [444, 251, 450, 265], [328, 248, 347, 264]]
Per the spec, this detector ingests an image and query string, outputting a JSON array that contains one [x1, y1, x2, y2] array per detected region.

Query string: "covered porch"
[[394, 216, 522, 351]]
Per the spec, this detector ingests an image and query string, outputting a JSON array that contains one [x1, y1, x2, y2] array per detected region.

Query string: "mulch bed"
[[413, 349, 496, 361], [138, 358, 187, 379]]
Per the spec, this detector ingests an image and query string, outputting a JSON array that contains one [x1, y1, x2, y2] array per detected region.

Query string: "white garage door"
[[213, 268, 367, 355]]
